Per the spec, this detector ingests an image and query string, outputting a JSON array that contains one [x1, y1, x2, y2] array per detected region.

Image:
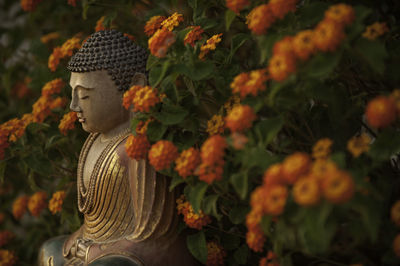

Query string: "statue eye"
[[80, 96, 89, 100]]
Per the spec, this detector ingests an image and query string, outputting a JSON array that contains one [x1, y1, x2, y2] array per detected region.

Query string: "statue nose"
[[70, 97, 82, 112]]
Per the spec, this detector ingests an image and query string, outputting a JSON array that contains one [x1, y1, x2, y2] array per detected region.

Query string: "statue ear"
[[131, 72, 147, 86]]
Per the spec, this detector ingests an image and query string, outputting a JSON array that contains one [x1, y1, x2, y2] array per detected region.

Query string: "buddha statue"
[[38, 30, 198, 266]]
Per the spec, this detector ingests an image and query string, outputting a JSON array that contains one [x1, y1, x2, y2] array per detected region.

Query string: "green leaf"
[[258, 33, 281, 64], [354, 39, 387, 74], [187, 182, 208, 213], [369, 129, 400, 162], [227, 33, 250, 63], [230, 172, 248, 199], [350, 196, 382, 242], [191, 62, 214, 81], [169, 174, 185, 192], [187, 231, 207, 264], [305, 52, 342, 79], [255, 116, 284, 145], [260, 215, 272, 235], [203, 195, 221, 219], [154, 60, 171, 87], [242, 147, 278, 169], [297, 1, 328, 27], [225, 9, 236, 31], [146, 120, 167, 142], [153, 103, 189, 125], [23, 155, 52, 176], [330, 152, 346, 169], [146, 54, 160, 70], [233, 244, 248, 265], [229, 206, 249, 224]]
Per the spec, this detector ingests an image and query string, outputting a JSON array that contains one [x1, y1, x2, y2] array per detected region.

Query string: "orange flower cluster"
[[312, 138, 333, 160], [206, 241, 226, 266], [231, 69, 269, 99], [161, 12, 184, 31], [0, 231, 14, 248], [148, 28, 176, 58], [41, 78, 64, 97], [391, 200, 400, 227], [246, 1, 297, 35], [223, 95, 240, 113], [12, 195, 29, 220], [135, 119, 152, 135], [363, 22, 388, 40], [0, 213, 4, 224], [124, 33, 135, 41], [12, 77, 31, 99], [175, 147, 201, 178], [246, 225, 265, 252], [184, 26, 204, 47], [365, 95, 397, 128], [393, 234, 400, 257], [58, 112, 78, 135], [0, 249, 17, 266], [206, 115, 224, 136], [20, 0, 42, 12], [226, 0, 249, 14], [268, 3, 354, 82], [28, 191, 47, 217], [144, 16, 166, 36], [197, 135, 226, 184], [347, 133, 371, 158], [148, 140, 179, 171], [125, 134, 150, 160], [68, 0, 78, 7], [176, 196, 211, 230], [123, 85, 160, 112], [199, 34, 223, 60], [32, 95, 67, 123], [231, 132, 248, 150], [259, 251, 280, 266], [95, 16, 106, 32], [225, 104, 256, 132], [48, 191, 66, 214], [48, 37, 81, 71], [40, 32, 60, 44]]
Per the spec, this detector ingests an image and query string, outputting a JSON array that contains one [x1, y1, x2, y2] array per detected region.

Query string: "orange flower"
[[95, 16, 106, 32], [200, 135, 227, 165], [223, 95, 241, 113], [12, 195, 29, 220], [20, 0, 42, 12], [67, 0, 78, 7], [148, 140, 178, 171], [311, 159, 338, 182], [250, 186, 267, 213], [206, 241, 226, 266], [281, 152, 311, 184], [125, 134, 150, 160], [231, 72, 250, 98], [391, 200, 400, 227], [196, 162, 224, 184], [161, 12, 184, 31], [293, 30, 316, 60], [207, 115, 225, 136], [246, 208, 262, 230], [148, 28, 176, 58], [268, 53, 296, 82], [225, 105, 256, 132], [12, 77, 31, 99], [1, 118, 25, 143], [132, 86, 160, 112], [293, 176, 320, 206], [176, 196, 211, 230], [324, 4, 355, 27], [144, 16, 166, 36], [41, 78, 64, 97], [175, 147, 201, 178], [58, 112, 78, 135], [49, 97, 67, 110], [199, 34, 223, 60], [231, 132, 248, 150], [347, 133, 371, 158], [365, 96, 397, 128], [263, 185, 288, 216], [32, 96, 52, 123], [322, 170, 354, 204], [226, 0, 249, 14], [363, 22, 389, 40], [263, 163, 284, 188], [60, 37, 81, 57], [394, 234, 400, 257], [269, 0, 298, 19], [313, 19, 345, 52], [0, 213, 4, 224], [27, 191, 47, 217], [122, 85, 142, 110], [48, 47, 63, 72], [273, 36, 295, 56], [184, 26, 204, 47], [390, 89, 400, 115], [123, 33, 135, 41], [246, 4, 275, 35], [0, 249, 17, 266], [259, 251, 280, 266], [40, 32, 60, 44], [0, 231, 14, 248], [246, 225, 265, 252], [312, 138, 333, 160], [48, 191, 66, 215], [135, 119, 152, 135], [233, 69, 269, 98]]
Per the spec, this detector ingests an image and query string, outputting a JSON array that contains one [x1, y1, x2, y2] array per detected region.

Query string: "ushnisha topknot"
[[67, 29, 148, 92]]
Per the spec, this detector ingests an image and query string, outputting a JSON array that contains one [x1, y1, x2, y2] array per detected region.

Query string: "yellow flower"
[[48, 191, 66, 214], [199, 34, 223, 60], [40, 32, 60, 44], [347, 133, 371, 158], [312, 138, 333, 159], [161, 12, 184, 31], [223, 95, 240, 113], [362, 22, 388, 40], [206, 115, 224, 135]]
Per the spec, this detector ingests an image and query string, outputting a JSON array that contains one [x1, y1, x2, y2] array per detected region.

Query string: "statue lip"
[[77, 115, 86, 123]]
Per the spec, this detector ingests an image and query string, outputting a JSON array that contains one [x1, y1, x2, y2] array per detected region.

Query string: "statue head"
[[67, 30, 148, 134]]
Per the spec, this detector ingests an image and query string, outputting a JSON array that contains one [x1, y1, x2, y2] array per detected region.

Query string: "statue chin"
[[38, 29, 198, 266]]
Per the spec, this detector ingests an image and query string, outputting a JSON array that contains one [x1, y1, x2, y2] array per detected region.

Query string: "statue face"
[[69, 70, 129, 134]]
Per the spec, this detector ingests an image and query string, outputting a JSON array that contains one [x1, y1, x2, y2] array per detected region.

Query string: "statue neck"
[[99, 120, 130, 143]]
